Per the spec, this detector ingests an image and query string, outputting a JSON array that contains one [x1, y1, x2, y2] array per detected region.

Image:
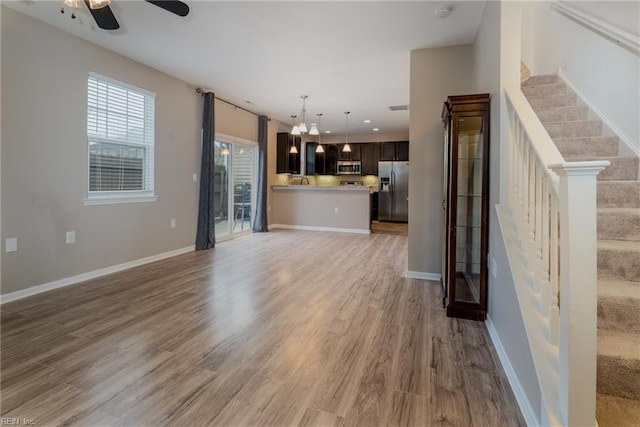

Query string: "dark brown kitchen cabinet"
[[361, 143, 379, 175], [379, 141, 409, 161], [396, 141, 409, 161], [338, 143, 361, 161], [313, 144, 338, 175], [440, 93, 490, 321], [276, 132, 301, 174]]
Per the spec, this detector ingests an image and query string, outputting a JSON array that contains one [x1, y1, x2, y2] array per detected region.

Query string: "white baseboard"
[[0, 245, 195, 304], [268, 224, 371, 235], [405, 271, 441, 281], [486, 315, 539, 427]]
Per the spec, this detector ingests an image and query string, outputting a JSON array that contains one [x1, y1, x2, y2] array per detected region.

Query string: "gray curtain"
[[253, 115, 269, 232], [196, 92, 216, 249]]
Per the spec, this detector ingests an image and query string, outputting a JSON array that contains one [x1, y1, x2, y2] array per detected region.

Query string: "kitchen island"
[[270, 185, 371, 234]]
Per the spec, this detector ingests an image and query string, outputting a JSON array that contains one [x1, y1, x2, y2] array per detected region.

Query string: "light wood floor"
[[371, 221, 408, 236], [1, 230, 524, 426]]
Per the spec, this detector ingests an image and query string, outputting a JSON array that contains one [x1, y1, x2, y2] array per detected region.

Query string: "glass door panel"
[[453, 115, 484, 304], [214, 141, 231, 238], [232, 144, 254, 232]]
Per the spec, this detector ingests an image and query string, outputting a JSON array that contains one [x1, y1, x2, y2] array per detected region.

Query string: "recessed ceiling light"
[[434, 5, 453, 18], [373, 128, 379, 132], [325, 130, 332, 134], [363, 119, 371, 123]]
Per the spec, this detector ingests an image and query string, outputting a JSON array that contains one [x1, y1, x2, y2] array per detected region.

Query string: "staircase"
[[522, 75, 640, 426]]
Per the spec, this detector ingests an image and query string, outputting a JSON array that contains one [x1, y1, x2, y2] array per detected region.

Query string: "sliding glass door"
[[213, 137, 256, 239]]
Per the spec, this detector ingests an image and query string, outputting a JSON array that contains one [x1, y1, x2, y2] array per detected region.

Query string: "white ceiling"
[[5, 0, 486, 137]]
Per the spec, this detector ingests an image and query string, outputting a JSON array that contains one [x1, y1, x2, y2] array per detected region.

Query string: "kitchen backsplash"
[[280, 174, 379, 188]]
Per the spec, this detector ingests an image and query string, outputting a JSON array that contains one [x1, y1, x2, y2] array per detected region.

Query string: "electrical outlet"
[[170, 219, 176, 228], [66, 231, 76, 244], [192, 173, 198, 182], [5, 238, 17, 253], [334, 207, 339, 214]]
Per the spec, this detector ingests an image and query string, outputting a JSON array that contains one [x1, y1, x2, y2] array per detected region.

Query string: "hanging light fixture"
[[298, 95, 309, 134], [289, 116, 299, 154], [61, 0, 83, 8], [290, 114, 300, 136], [315, 113, 325, 153], [342, 111, 352, 153], [220, 147, 230, 156], [309, 123, 319, 136], [89, 0, 111, 9]]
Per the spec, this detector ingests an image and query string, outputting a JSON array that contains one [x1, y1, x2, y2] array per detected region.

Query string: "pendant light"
[[62, 0, 83, 8], [342, 111, 352, 153], [315, 113, 325, 153], [89, 0, 111, 9], [289, 115, 299, 154], [291, 114, 300, 136]]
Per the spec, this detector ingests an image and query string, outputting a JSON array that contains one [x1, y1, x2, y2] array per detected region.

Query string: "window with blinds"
[[87, 72, 155, 198]]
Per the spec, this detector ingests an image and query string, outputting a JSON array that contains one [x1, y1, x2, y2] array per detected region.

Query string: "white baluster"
[[549, 190, 560, 345]]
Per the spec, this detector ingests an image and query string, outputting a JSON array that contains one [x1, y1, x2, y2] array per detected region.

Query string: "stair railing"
[[503, 86, 609, 426]]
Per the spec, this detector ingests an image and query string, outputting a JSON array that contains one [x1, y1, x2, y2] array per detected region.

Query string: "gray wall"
[[408, 44, 473, 275], [0, 8, 278, 295], [473, 1, 542, 422]]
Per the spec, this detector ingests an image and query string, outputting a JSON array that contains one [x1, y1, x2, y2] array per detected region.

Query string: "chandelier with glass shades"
[[291, 95, 319, 136]]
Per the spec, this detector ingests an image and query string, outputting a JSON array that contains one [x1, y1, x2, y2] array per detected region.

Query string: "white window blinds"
[[87, 72, 155, 195]]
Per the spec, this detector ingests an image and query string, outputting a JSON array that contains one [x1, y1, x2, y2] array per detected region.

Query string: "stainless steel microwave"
[[337, 160, 362, 175]]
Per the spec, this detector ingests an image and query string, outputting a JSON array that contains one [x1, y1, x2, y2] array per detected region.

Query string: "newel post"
[[549, 160, 609, 427]]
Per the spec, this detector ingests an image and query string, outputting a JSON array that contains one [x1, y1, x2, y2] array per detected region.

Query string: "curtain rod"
[[195, 88, 266, 119]]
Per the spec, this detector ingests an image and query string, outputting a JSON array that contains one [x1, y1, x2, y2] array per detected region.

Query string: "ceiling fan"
[[63, 0, 190, 31]]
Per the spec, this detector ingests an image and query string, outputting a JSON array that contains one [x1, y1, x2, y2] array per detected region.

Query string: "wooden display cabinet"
[[440, 94, 490, 321]]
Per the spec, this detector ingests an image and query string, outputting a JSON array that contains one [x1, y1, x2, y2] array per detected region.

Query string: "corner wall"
[[408, 44, 473, 275], [473, 1, 542, 424]]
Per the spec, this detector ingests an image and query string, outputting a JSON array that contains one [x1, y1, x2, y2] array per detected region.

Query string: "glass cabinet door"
[[452, 115, 485, 304]]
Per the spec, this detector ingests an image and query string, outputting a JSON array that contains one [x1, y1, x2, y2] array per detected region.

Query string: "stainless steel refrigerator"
[[378, 161, 409, 222]]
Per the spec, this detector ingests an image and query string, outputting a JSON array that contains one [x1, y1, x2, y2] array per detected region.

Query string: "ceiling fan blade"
[[145, 1, 190, 17], [84, 1, 120, 30]]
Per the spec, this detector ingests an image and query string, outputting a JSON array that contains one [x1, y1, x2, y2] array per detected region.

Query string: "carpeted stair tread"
[[598, 240, 640, 282], [526, 93, 577, 109], [521, 82, 568, 97], [598, 181, 640, 208], [563, 156, 639, 181], [597, 330, 640, 399], [522, 75, 559, 85], [543, 119, 602, 138], [597, 208, 640, 241], [554, 136, 619, 157], [536, 105, 589, 122], [598, 239, 640, 251], [596, 393, 640, 427], [598, 279, 640, 333], [598, 330, 640, 365]]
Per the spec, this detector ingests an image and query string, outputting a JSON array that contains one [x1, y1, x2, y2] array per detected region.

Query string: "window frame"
[[83, 72, 157, 206]]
